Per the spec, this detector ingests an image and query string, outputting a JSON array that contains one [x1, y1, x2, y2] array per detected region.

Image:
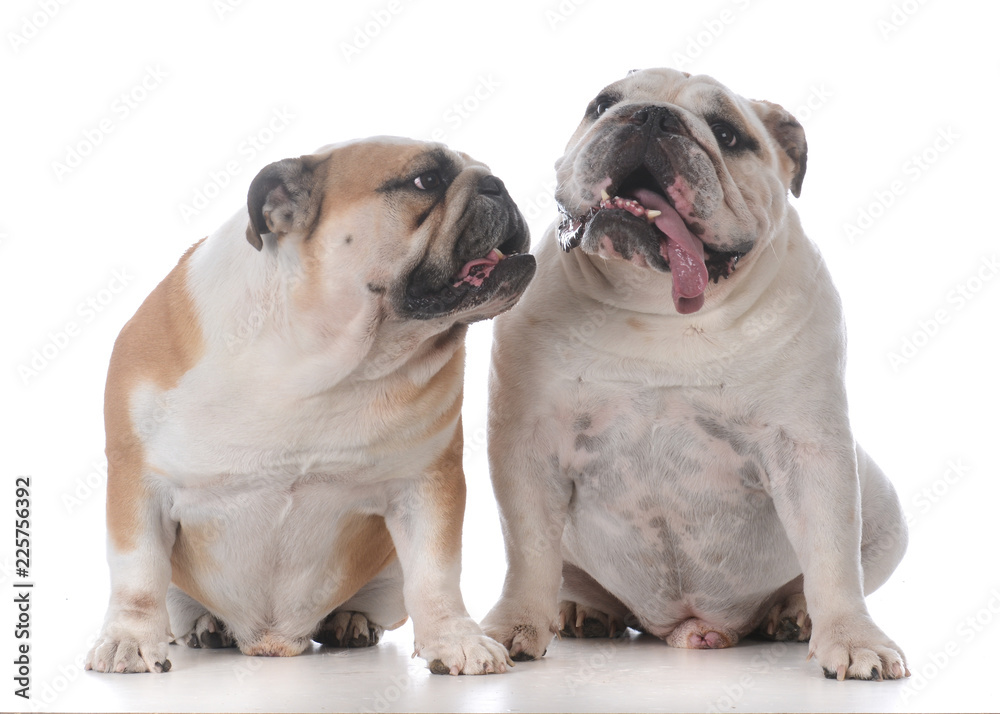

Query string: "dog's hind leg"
[[558, 562, 631, 639], [314, 558, 407, 648], [167, 586, 234, 649], [756, 444, 906, 645], [856, 445, 907, 595]]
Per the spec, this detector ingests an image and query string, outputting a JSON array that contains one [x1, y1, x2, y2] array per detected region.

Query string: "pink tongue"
[[453, 250, 501, 287], [630, 188, 709, 314]]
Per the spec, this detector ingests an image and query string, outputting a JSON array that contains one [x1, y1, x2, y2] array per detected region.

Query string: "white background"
[[2, 0, 998, 712]]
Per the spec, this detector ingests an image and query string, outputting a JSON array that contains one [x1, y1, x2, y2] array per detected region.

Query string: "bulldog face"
[[245, 137, 535, 331], [555, 68, 807, 314]]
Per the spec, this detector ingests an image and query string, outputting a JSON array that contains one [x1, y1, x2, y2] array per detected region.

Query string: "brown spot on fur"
[[626, 317, 649, 333], [105, 240, 205, 552], [115, 590, 159, 618]]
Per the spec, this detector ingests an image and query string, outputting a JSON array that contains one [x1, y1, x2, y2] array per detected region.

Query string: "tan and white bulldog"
[[86, 137, 534, 675], [481, 69, 909, 681]]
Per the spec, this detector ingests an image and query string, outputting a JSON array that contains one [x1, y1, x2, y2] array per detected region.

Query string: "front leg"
[[87, 450, 175, 673], [766, 431, 907, 680], [479, 389, 570, 661], [384, 422, 511, 675]]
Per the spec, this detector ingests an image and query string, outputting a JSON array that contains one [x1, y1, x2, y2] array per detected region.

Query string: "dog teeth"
[[601, 188, 611, 201], [492, 248, 504, 260], [646, 209, 662, 222]]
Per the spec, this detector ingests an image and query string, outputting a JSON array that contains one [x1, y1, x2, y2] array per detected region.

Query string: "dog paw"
[[314, 611, 384, 648], [558, 601, 626, 639], [419, 634, 512, 675], [665, 618, 739, 649], [86, 631, 171, 673], [809, 612, 908, 681], [175, 613, 235, 650], [481, 602, 558, 662], [759, 592, 812, 642]]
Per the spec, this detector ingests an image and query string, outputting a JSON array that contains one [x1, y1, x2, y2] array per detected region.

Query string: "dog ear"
[[751, 100, 808, 198], [245, 158, 319, 251]]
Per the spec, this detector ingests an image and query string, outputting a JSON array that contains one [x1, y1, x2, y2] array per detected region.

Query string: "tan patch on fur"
[[424, 420, 467, 559], [626, 316, 650, 333], [169, 520, 222, 614], [240, 634, 312, 658], [114, 590, 159, 618], [318, 514, 398, 615], [105, 240, 206, 552]]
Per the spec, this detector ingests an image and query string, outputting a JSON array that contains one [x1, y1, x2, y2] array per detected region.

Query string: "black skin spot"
[[573, 414, 593, 432], [367, 283, 387, 294], [343, 235, 353, 245], [695, 416, 753, 456], [575, 433, 601, 453]]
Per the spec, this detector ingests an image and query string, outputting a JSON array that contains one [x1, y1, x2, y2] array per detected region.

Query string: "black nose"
[[630, 105, 683, 135], [478, 175, 506, 196]]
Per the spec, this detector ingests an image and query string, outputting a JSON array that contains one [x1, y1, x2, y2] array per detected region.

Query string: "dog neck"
[[182, 209, 466, 396]]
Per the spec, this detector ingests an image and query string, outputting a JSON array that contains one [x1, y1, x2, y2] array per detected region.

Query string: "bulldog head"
[[244, 138, 535, 334], [555, 68, 807, 314]]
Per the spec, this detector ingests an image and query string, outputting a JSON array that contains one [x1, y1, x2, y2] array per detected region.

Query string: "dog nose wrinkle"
[[478, 175, 505, 196]]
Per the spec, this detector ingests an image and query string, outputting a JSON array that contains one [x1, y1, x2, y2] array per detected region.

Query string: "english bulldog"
[[85, 137, 534, 675], [480, 69, 909, 681]]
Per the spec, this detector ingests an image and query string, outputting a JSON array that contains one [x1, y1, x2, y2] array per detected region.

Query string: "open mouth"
[[558, 167, 745, 314], [404, 233, 535, 320]]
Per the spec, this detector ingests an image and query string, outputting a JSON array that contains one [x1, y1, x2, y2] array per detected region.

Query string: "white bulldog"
[[86, 138, 535, 675], [481, 69, 909, 681]]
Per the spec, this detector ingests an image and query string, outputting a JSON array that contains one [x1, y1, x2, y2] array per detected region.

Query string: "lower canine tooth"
[[601, 188, 611, 201], [492, 248, 504, 260], [646, 210, 662, 222]]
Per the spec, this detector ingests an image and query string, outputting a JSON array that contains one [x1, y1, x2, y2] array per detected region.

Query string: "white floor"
[[33, 616, 991, 714]]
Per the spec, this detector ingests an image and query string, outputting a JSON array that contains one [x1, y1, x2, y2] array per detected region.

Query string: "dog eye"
[[414, 171, 444, 190], [711, 122, 740, 149], [593, 95, 618, 117]]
